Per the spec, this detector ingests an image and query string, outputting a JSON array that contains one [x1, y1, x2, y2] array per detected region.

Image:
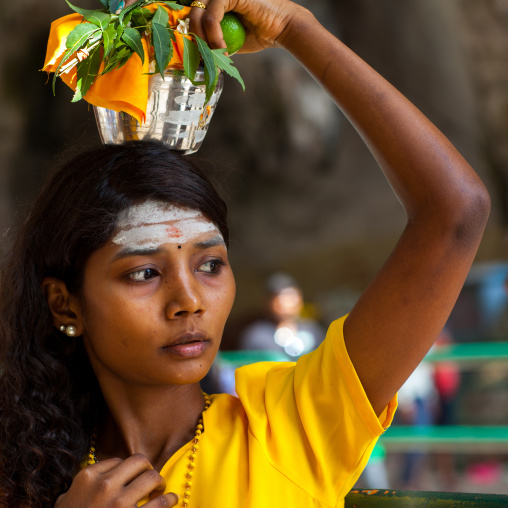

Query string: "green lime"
[[220, 12, 246, 56]]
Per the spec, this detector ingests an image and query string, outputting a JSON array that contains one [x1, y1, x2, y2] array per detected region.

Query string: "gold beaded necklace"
[[86, 391, 211, 508]]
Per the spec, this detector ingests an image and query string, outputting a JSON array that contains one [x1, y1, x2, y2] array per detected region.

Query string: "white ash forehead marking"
[[112, 222, 217, 247], [116, 201, 201, 229], [112, 200, 221, 248]]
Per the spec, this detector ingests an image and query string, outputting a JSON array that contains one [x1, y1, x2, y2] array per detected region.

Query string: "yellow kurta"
[[145, 316, 397, 507]]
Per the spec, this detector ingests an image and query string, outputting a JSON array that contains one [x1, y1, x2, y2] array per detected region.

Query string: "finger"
[[188, 0, 228, 50], [102, 453, 154, 486], [202, 0, 229, 50], [83, 457, 123, 474], [187, 0, 211, 43], [148, 482, 167, 500], [124, 468, 166, 502], [145, 492, 180, 508]]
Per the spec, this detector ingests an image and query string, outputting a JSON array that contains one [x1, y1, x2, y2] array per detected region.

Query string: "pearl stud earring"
[[59, 325, 78, 337]]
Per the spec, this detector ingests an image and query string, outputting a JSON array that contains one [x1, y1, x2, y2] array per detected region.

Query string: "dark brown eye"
[[198, 260, 224, 274], [128, 268, 158, 281]]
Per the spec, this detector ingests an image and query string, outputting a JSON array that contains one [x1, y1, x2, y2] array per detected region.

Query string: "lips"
[[161, 331, 210, 358], [165, 331, 209, 347]]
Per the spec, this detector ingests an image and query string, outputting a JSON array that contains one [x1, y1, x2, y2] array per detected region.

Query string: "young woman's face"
[[78, 201, 235, 387]]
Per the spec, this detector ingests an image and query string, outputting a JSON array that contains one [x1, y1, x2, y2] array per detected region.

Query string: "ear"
[[42, 277, 85, 336]]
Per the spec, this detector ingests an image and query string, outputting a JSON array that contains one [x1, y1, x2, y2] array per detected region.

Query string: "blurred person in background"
[[433, 328, 461, 489], [396, 354, 438, 489], [238, 272, 325, 358]]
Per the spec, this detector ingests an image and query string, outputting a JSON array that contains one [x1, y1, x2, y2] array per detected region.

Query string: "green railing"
[[380, 425, 508, 453], [425, 342, 508, 365], [217, 349, 289, 366], [381, 342, 508, 452], [217, 342, 508, 367], [344, 490, 508, 507]]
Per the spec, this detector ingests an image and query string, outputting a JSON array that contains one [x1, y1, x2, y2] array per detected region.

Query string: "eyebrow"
[[112, 246, 163, 262], [111, 235, 225, 262], [193, 235, 226, 250]]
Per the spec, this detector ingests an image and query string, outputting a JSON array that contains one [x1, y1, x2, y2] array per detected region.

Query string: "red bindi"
[[165, 226, 182, 238]]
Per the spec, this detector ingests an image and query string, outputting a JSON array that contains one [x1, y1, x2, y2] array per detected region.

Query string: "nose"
[[164, 267, 205, 319]]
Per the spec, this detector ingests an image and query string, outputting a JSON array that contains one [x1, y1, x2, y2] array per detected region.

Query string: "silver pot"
[[94, 67, 224, 154]]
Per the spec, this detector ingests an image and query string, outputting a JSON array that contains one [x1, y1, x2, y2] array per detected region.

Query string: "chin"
[[165, 357, 215, 386]]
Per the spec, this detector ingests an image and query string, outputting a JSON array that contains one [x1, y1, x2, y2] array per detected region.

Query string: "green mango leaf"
[[152, 5, 169, 27], [117, 45, 131, 57], [101, 55, 120, 74], [54, 24, 100, 93], [162, 2, 185, 10], [101, 45, 132, 74], [84, 11, 111, 30], [121, 11, 135, 27], [195, 35, 216, 96], [151, 22, 171, 78], [183, 37, 200, 82], [66, 23, 100, 50], [115, 47, 134, 71], [89, 29, 104, 45], [65, 0, 107, 17], [141, 7, 155, 20], [72, 45, 102, 102], [114, 40, 127, 52], [52, 47, 73, 94], [102, 23, 117, 60], [53, 24, 99, 93], [116, 23, 125, 37], [211, 48, 245, 90], [178, 0, 193, 5], [118, 1, 142, 27], [203, 65, 218, 104], [116, 54, 134, 70], [131, 8, 149, 27], [97, 0, 108, 8], [122, 27, 145, 65]]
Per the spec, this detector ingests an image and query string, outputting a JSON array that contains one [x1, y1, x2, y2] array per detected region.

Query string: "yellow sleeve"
[[235, 315, 397, 505]]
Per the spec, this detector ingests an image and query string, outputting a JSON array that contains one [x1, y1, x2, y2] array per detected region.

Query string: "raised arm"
[[189, 0, 491, 414]]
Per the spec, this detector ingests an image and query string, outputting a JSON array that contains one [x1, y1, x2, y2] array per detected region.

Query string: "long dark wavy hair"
[[0, 141, 229, 507]]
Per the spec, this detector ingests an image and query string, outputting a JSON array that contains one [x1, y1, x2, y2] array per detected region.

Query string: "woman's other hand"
[[54, 455, 179, 508], [186, 0, 303, 54], [123, 0, 302, 54]]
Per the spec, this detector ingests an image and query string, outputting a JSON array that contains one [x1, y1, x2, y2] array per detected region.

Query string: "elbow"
[[452, 181, 491, 249]]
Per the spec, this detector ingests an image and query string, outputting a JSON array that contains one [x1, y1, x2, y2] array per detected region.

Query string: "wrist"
[[275, 5, 319, 50]]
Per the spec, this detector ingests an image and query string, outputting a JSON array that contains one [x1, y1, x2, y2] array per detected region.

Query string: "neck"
[[95, 380, 205, 471]]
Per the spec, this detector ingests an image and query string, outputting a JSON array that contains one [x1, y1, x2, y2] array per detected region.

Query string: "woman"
[[0, 0, 490, 506]]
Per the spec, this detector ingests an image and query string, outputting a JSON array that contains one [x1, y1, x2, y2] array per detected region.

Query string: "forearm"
[[277, 7, 490, 414], [278, 7, 489, 224]]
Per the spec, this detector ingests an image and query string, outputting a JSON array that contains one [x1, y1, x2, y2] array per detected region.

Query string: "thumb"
[[146, 491, 179, 507], [165, 492, 180, 507]]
